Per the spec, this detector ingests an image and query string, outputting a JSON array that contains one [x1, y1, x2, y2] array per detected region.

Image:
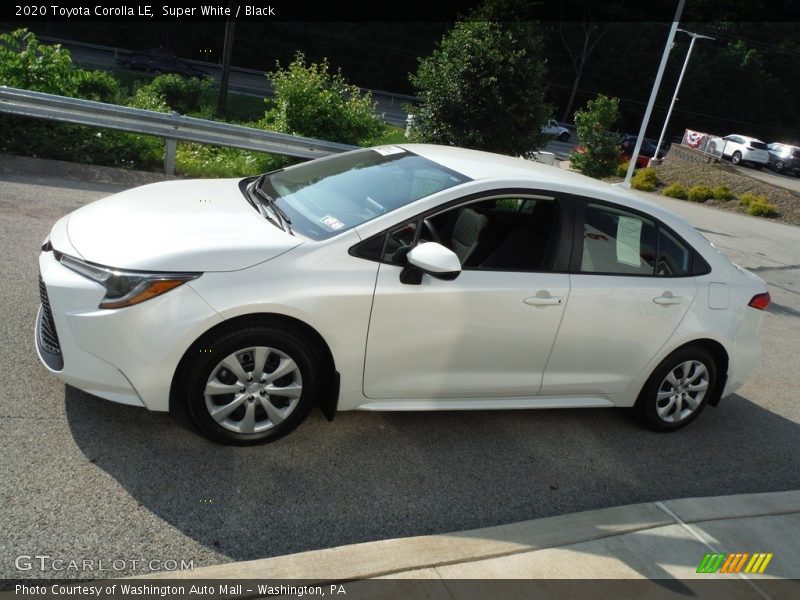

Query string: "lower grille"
[[38, 275, 61, 355]]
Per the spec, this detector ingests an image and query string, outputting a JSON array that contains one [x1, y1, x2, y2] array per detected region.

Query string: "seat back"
[[451, 208, 489, 265]]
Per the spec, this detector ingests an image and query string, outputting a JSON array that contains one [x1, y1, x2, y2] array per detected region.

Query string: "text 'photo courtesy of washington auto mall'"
[[1, 0, 800, 597]]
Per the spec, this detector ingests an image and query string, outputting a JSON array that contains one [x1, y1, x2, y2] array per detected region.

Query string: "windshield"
[[258, 148, 470, 240]]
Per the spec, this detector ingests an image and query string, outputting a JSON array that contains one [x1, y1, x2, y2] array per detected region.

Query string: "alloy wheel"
[[655, 360, 709, 424], [204, 346, 303, 434]]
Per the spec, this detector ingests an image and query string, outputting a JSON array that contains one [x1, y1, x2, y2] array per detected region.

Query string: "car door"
[[363, 194, 571, 400], [541, 199, 699, 395]]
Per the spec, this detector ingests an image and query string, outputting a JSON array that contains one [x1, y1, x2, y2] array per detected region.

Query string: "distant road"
[[44, 36, 414, 127]]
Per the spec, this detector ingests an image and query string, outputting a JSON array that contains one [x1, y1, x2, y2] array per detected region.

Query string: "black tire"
[[731, 151, 742, 165], [180, 322, 324, 445], [635, 347, 717, 432], [774, 160, 785, 173], [559, 131, 570, 142]]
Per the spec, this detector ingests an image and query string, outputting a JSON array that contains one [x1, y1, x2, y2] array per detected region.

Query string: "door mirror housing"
[[401, 242, 462, 284]]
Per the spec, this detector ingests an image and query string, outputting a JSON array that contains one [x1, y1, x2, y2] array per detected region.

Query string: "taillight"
[[748, 292, 771, 310]]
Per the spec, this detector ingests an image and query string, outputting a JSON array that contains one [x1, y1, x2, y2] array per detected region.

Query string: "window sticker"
[[373, 146, 406, 156], [616, 216, 642, 267], [321, 215, 345, 230]]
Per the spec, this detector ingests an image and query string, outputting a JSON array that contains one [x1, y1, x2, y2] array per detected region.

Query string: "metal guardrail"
[[0, 86, 357, 174]]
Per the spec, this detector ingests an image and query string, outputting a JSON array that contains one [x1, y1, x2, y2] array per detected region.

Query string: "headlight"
[[58, 254, 201, 309]]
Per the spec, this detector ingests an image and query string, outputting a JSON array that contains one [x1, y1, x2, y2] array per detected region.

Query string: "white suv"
[[541, 119, 571, 142], [708, 134, 769, 169]]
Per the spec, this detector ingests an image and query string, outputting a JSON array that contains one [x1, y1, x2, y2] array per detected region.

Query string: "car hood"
[[64, 178, 303, 271]]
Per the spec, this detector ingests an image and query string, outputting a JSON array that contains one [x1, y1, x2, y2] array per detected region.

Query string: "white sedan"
[[36, 145, 770, 444]]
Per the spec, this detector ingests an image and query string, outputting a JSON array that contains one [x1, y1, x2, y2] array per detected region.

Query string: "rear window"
[[749, 141, 768, 150]]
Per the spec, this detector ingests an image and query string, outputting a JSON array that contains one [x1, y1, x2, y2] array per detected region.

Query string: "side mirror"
[[400, 242, 462, 285]]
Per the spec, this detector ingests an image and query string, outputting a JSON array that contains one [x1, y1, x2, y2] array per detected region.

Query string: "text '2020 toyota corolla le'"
[[36, 145, 770, 444]]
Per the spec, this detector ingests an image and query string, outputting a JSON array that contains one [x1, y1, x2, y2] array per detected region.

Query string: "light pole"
[[622, 0, 686, 187], [650, 29, 715, 166]]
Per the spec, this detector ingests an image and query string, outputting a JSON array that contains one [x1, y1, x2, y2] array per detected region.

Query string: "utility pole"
[[217, 15, 235, 117]]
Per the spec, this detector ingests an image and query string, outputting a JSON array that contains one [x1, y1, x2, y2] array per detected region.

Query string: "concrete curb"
[[141, 490, 800, 580], [0, 153, 177, 187]]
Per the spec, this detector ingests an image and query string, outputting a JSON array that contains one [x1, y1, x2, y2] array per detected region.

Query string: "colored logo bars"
[[697, 552, 773, 574]]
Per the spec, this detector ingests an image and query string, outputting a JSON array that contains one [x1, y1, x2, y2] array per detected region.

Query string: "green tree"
[[569, 94, 620, 178], [408, 19, 550, 155], [263, 52, 384, 146], [0, 29, 76, 95]]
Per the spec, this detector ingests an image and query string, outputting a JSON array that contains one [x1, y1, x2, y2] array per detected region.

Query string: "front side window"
[[381, 196, 560, 272], [259, 148, 470, 240]]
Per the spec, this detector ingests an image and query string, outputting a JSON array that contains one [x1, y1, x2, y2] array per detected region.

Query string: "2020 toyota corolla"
[[36, 145, 770, 444]]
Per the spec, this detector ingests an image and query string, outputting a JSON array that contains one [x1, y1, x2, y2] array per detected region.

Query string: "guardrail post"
[[164, 138, 177, 175]]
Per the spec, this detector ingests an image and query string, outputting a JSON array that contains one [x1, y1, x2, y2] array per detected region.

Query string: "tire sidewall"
[[636, 347, 717, 432], [183, 326, 319, 445]]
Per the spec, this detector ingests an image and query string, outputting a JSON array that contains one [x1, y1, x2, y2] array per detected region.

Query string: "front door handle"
[[524, 295, 563, 306], [653, 293, 683, 305]]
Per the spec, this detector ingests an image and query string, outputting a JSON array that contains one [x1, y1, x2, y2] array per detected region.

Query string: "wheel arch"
[[641, 338, 729, 408], [169, 312, 339, 420]]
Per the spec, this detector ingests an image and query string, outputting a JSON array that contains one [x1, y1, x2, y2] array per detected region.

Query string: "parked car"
[[766, 143, 800, 176], [707, 135, 769, 169], [542, 119, 571, 142], [36, 145, 769, 444], [620, 135, 670, 168], [117, 48, 210, 79]]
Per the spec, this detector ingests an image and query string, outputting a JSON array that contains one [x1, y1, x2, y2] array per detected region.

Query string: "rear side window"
[[580, 203, 693, 277]]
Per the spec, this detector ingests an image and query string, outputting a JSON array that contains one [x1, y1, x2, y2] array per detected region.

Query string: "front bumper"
[[36, 250, 223, 411]]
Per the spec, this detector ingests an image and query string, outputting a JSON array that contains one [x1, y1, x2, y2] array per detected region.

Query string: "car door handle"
[[524, 295, 563, 306], [653, 294, 683, 305]]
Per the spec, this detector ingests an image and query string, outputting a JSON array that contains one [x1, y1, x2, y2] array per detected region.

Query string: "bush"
[[687, 185, 715, 202], [712, 185, 735, 201], [738, 192, 766, 207], [0, 29, 76, 95], [631, 167, 659, 191], [614, 160, 630, 178], [132, 74, 212, 115], [73, 70, 121, 103], [408, 19, 550, 155], [569, 94, 620, 178], [662, 183, 688, 199], [264, 52, 383, 146], [747, 200, 778, 217]]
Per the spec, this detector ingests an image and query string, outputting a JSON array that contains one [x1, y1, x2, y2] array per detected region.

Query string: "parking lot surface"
[[1, 170, 799, 579]]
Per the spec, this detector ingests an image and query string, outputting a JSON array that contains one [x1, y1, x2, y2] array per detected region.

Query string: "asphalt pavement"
[[1, 160, 799, 579]]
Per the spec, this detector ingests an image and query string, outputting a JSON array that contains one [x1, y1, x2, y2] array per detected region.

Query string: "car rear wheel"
[[181, 323, 322, 445], [559, 132, 570, 142], [774, 160, 785, 172], [635, 347, 717, 432], [731, 151, 742, 165]]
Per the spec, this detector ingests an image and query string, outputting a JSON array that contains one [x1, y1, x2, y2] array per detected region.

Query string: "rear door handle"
[[653, 293, 683, 305], [524, 295, 563, 306]]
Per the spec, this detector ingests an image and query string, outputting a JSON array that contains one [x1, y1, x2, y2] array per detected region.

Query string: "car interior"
[[385, 197, 560, 272]]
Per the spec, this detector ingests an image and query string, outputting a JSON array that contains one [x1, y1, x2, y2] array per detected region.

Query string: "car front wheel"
[[181, 322, 322, 445], [635, 347, 717, 431], [731, 151, 742, 165], [559, 132, 570, 142]]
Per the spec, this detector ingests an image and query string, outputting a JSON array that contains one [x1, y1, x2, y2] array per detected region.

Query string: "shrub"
[[0, 29, 76, 95], [73, 69, 121, 103], [747, 200, 778, 217], [662, 183, 688, 199], [686, 185, 714, 202], [712, 185, 735, 201], [614, 160, 630, 178], [631, 167, 659, 191], [264, 53, 384, 146], [738, 192, 765, 207], [132, 74, 212, 115], [569, 94, 620, 179]]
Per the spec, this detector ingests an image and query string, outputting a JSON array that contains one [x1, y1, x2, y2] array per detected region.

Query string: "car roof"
[[395, 143, 685, 227]]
